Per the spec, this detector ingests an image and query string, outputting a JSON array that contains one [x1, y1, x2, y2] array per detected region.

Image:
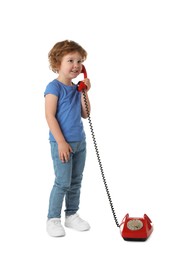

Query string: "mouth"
[[71, 70, 79, 73]]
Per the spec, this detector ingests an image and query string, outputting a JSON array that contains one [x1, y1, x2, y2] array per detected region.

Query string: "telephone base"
[[120, 213, 153, 242]]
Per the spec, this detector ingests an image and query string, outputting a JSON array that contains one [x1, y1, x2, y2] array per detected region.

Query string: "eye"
[[68, 59, 73, 63], [77, 60, 82, 64]]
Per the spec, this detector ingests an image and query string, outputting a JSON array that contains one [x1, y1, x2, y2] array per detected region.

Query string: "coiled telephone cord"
[[82, 90, 120, 228]]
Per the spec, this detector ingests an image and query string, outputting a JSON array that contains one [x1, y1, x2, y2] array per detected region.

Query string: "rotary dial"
[[127, 219, 143, 230]]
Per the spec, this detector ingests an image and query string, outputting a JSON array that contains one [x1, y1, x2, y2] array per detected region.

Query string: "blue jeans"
[[48, 140, 86, 219]]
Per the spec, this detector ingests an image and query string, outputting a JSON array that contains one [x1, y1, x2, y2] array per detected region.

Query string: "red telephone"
[[77, 65, 87, 92], [120, 213, 153, 241], [78, 65, 154, 241]]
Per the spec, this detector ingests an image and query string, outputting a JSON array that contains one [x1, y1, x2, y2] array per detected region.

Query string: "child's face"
[[58, 52, 83, 80]]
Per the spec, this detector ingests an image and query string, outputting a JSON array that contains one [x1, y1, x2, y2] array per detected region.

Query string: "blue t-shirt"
[[44, 79, 86, 142]]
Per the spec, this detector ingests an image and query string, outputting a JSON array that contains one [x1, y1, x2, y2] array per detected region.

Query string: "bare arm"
[[81, 78, 91, 119], [45, 94, 72, 162]]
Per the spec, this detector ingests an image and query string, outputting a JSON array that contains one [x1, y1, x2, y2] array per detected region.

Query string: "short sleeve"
[[44, 80, 60, 97]]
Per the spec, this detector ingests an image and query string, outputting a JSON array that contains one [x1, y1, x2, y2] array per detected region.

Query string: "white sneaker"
[[47, 218, 66, 237], [65, 214, 90, 231]]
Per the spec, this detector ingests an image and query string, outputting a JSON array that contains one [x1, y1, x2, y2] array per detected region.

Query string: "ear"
[[55, 65, 60, 73]]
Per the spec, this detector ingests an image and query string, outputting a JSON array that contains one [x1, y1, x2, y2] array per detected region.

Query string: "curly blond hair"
[[48, 40, 87, 73]]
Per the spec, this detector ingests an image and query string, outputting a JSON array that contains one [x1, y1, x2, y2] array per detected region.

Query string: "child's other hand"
[[58, 141, 73, 163]]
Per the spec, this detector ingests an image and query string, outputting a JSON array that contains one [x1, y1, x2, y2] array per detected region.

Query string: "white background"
[[0, 0, 173, 259]]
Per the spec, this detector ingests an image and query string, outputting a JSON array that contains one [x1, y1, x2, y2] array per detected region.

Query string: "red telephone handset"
[[120, 213, 153, 241], [77, 65, 87, 92]]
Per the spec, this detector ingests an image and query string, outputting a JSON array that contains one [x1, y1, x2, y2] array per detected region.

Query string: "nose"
[[74, 61, 79, 67]]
